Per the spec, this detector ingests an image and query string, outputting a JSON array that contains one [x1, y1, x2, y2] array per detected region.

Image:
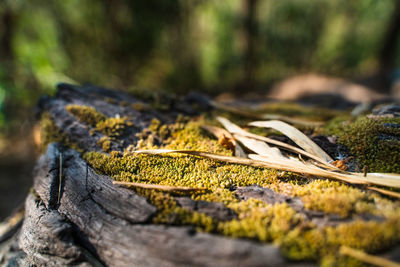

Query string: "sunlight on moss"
[[291, 180, 373, 218]]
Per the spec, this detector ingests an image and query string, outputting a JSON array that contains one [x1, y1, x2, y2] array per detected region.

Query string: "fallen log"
[[1, 83, 399, 266]]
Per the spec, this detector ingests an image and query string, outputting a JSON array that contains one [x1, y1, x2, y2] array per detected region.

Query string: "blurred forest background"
[[1, 0, 400, 218]]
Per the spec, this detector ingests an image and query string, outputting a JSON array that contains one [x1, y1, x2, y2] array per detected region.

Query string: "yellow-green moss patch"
[[83, 152, 279, 191], [219, 200, 303, 242], [66, 104, 133, 137], [97, 136, 112, 152], [281, 217, 400, 265], [290, 180, 373, 218], [66, 105, 107, 127], [40, 112, 81, 152]]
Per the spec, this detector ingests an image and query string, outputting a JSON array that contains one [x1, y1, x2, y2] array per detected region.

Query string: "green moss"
[[40, 112, 81, 152], [66, 104, 133, 137], [291, 180, 373, 218], [219, 200, 303, 242], [320, 115, 352, 136], [326, 219, 400, 252], [281, 218, 400, 265], [95, 117, 133, 137], [281, 228, 326, 261], [66, 105, 107, 127], [327, 116, 400, 173], [163, 120, 233, 155], [132, 188, 218, 232], [193, 188, 237, 205], [135, 118, 235, 154], [97, 136, 112, 152], [83, 152, 279, 191]]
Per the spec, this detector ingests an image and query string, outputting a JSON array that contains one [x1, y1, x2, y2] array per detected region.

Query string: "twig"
[[340, 246, 400, 267], [113, 181, 207, 192], [363, 166, 369, 177], [57, 153, 63, 205]]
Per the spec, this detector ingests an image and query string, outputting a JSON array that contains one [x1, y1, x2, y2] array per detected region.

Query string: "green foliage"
[[1, 0, 399, 131]]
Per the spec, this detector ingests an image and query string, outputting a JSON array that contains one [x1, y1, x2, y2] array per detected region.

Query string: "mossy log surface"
[[1, 83, 400, 266]]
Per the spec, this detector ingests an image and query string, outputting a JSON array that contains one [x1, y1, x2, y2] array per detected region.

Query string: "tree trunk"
[[377, 0, 400, 92], [235, 0, 258, 93]]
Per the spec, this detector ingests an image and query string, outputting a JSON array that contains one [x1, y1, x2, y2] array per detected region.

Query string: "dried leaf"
[[332, 160, 349, 171], [201, 125, 247, 158], [233, 134, 283, 158], [217, 117, 338, 170], [249, 120, 333, 162]]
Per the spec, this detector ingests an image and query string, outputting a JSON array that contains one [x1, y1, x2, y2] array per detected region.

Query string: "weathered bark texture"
[[0, 84, 315, 267]]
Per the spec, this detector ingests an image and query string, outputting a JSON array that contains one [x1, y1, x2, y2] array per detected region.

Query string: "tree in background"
[[0, 0, 399, 133]]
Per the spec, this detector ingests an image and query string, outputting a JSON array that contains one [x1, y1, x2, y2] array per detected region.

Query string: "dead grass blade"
[[249, 153, 400, 189], [339, 246, 400, 267], [368, 187, 400, 199], [133, 149, 400, 189], [217, 117, 338, 170], [233, 135, 283, 158], [113, 181, 207, 192], [351, 173, 400, 189], [247, 154, 367, 185], [201, 125, 246, 157], [132, 149, 370, 186], [216, 117, 248, 136], [129, 149, 400, 191], [249, 120, 333, 162]]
